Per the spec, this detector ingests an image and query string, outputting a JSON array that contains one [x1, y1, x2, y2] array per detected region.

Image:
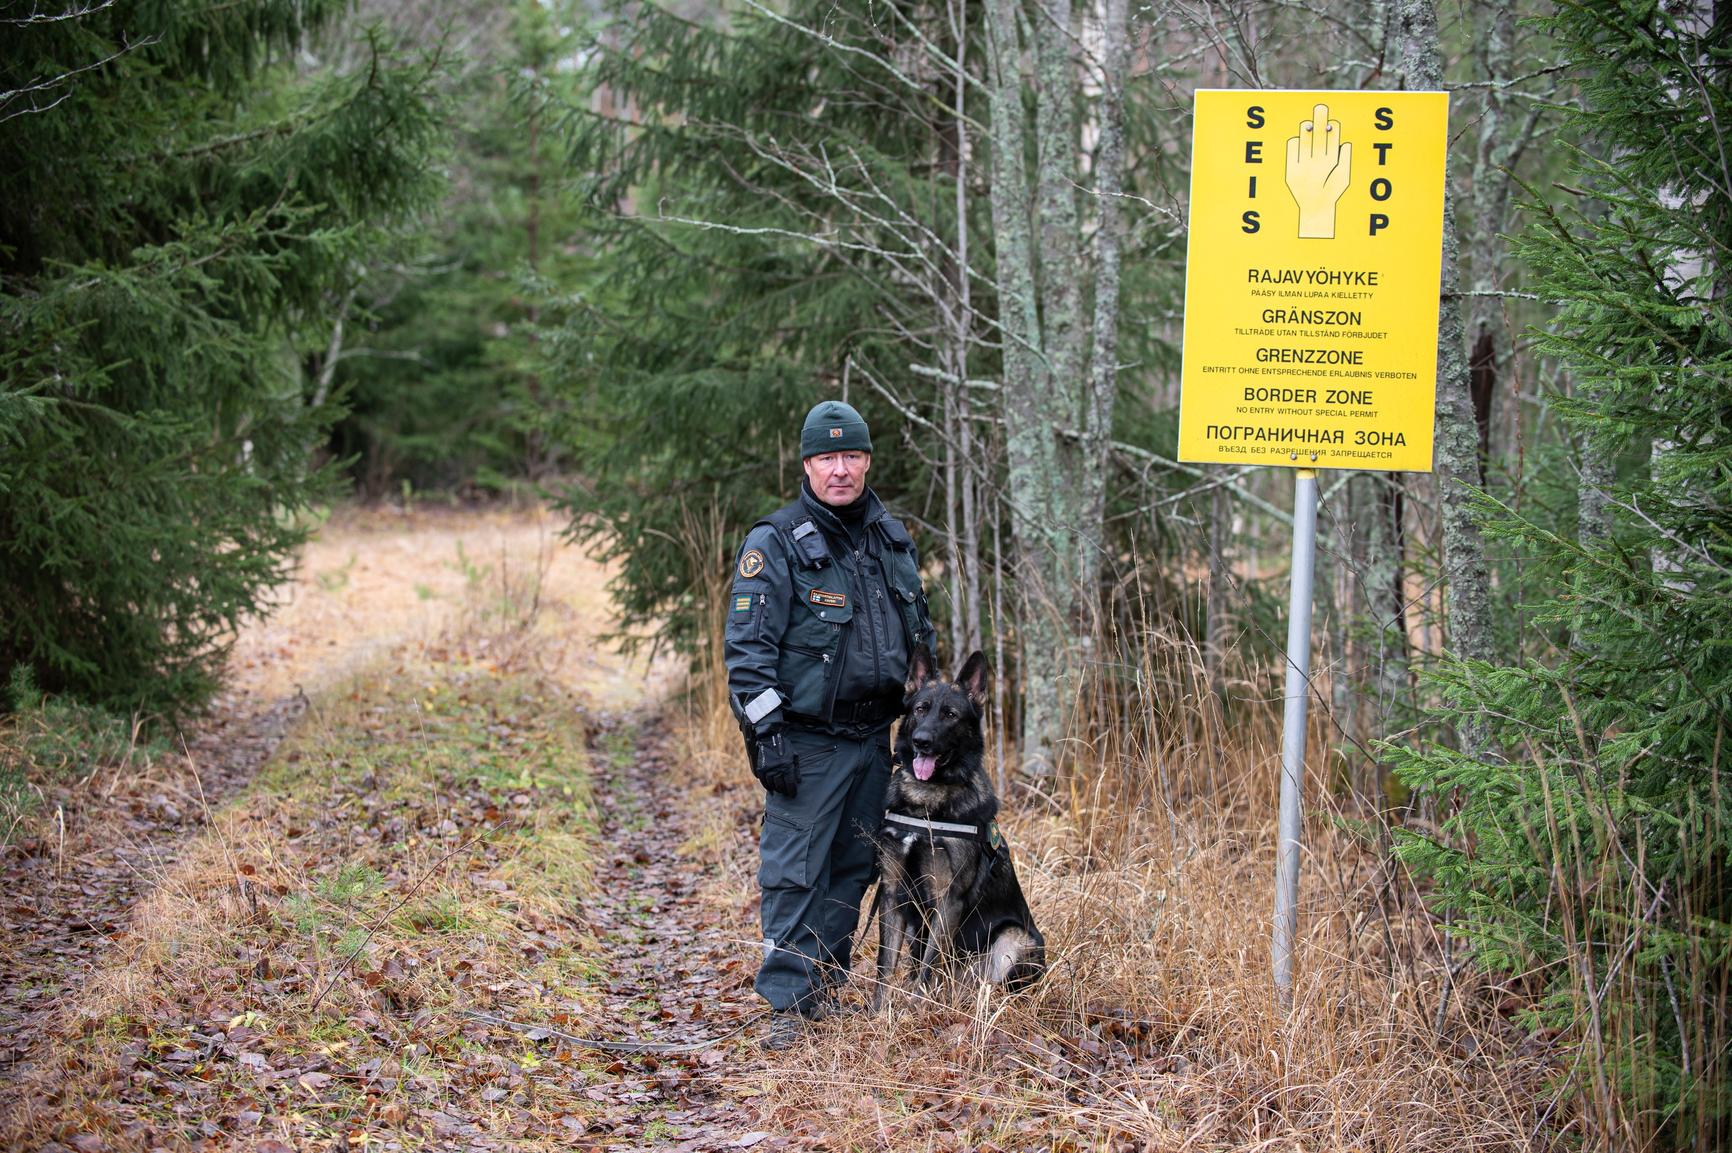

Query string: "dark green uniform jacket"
[[725, 482, 932, 1012], [725, 484, 930, 733]]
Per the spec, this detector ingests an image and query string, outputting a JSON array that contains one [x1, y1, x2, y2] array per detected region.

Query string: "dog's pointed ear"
[[956, 650, 989, 707], [906, 643, 937, 700]]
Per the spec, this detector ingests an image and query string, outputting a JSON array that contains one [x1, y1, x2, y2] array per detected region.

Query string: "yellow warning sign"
[[1177, 90, 1449, 472]]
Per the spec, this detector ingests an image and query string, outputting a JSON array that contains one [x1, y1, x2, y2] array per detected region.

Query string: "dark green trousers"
[[754, 725, 891, 1012]]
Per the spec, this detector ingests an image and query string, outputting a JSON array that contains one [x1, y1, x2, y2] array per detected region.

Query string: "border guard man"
[[725, 399, 931, 1050]]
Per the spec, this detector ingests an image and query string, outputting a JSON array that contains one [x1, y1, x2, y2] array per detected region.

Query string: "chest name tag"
[[808, 589, 847, 609]]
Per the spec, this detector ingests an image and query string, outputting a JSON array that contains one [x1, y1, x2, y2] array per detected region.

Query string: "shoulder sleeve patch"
[[738, 548, 766, 579]]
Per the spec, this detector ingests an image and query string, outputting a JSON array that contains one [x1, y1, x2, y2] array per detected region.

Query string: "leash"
[[460, 1008, 769, 1055], [861, 878, 885, 938]]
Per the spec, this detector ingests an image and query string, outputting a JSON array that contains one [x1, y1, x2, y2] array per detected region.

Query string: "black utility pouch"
[[790, 519, 832, 568]]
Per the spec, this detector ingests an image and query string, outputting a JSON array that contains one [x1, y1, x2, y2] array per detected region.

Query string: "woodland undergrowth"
[[667, 601, 1569, 1150], [0, 521, 1574, 1151]]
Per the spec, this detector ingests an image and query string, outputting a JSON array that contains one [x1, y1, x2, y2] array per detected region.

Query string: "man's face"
[[802, 450, 871, 507]]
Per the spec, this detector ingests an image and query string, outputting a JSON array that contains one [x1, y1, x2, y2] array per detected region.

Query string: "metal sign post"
[[1272, 468, 1319, 1012]]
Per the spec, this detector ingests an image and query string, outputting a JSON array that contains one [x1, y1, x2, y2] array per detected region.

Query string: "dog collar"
[[883, 811, 982, 839]]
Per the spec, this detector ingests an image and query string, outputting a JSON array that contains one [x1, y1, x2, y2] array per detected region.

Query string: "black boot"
[[761, 1009, 808, 1051]]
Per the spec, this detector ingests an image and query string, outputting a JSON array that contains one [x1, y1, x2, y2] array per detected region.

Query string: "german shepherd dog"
[[872, 645, 1044, 1006]]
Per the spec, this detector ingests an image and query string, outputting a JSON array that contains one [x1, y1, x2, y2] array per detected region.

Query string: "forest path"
[[546, 713, 797, 1150], [0, 506, 551, 1085], [0, 506, 829, 1150], [0, 506, 647, 1073]]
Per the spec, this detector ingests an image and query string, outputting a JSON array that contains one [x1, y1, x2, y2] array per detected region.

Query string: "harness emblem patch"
[[808, 589, 847, 608], [732, 595, 752, 614], [738, 549, 766, 578]]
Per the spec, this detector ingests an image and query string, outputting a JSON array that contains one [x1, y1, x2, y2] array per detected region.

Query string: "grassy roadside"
[[4, 658, 607, 1151], [0, 670, 168, 851]]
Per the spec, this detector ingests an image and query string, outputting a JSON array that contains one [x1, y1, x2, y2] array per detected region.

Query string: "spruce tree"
[[0, 2, 442, 714], [328, 0, 587, 493], [1392, 0, 1729, 1142], [551, 2, 985, 656]]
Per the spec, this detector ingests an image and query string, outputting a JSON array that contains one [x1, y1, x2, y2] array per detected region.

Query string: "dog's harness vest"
[[882, 810, 1003, 851], [881, 810, 1009, 918]]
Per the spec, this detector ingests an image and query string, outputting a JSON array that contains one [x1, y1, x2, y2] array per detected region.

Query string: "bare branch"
[[333, 347, 431, 366], [0, 32, 159, 123], [1444, 288, 1542, 300], [310, 288, 357, 411], [653, 198, 921, 260], [1106, 438, 1296, 526], [908, 363, 1001, 391], [0, 0, 115, 25], [1448, 61, 1571, 91]]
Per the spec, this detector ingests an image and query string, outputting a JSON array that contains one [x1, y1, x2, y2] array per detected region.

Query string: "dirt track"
[[0, 505, 809, 1149]]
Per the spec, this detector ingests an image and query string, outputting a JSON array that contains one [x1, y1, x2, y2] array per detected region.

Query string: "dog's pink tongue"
[[913, 754, 937, 781]]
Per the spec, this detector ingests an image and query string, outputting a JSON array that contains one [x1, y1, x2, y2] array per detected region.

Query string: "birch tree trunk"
[[1650, 0, 1712, 593], [1571, 377, 1615, 650]]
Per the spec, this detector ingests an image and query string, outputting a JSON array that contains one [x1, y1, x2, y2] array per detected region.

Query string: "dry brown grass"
[[3, 657, 609, 1152], [1, 502, 1571, 1150], [663, 620, 1564, 1151]]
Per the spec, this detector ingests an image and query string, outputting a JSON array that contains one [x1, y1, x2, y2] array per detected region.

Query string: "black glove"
[[753, 728, 799, 798]]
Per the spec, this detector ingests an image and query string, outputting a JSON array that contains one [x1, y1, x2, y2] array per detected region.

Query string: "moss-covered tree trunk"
[[987, 0, 1059, 777], [986, 0, 1126, 777], [1079, 0, 1130, 613], [1395, 0, 1493, 738]]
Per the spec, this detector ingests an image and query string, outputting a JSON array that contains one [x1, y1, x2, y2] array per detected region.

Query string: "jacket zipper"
[[856, 547, 884, 691], [823, 622, 849, 722]]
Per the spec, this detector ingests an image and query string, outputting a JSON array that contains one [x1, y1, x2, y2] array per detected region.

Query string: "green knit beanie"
[[799, 400, 873, 458]]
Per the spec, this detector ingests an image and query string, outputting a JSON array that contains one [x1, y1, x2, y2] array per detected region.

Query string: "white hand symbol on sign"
[[1285, 103, 1351, 239]]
